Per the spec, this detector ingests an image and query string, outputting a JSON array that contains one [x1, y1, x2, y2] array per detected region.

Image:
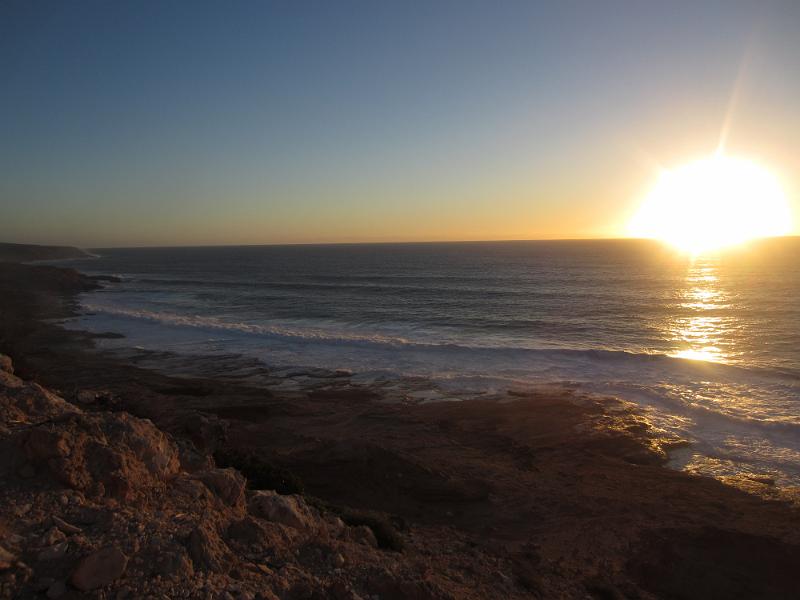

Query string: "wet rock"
[[70, 546, 128, 591], [248, 491, 314, 530]]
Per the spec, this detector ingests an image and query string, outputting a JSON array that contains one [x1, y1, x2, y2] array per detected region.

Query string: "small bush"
[[214, 449, 304, 495]]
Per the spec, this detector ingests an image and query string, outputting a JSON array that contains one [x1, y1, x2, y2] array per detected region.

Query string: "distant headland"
[[0, 243, 91, 263]]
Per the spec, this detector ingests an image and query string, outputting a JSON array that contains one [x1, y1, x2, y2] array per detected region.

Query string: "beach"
[[1, 253, 800, 598]]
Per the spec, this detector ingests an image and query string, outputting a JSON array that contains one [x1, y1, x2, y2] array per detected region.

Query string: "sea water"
[[60, 239, 800, 486]]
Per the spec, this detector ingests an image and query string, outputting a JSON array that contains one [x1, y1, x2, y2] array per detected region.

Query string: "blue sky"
[[1, 1, 799, 246]]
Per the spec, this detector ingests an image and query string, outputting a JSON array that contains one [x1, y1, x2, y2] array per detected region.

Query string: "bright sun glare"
[[629, 155, 792, 254]]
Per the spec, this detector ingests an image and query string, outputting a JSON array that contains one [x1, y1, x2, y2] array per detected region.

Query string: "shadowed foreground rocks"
[[0, 355, 472, 599], [2, 350, 800, 599]]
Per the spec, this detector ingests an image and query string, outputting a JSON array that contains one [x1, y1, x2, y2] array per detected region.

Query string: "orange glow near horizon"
[[628, 155, 793, 254]]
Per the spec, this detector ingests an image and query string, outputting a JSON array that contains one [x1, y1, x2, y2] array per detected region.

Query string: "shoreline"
[[65, 261, 800, 495], [2, 260, 800, 597]]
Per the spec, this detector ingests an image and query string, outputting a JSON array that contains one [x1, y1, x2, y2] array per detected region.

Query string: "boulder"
[[248, 490, 315, 530], [70, 546, 128, 591], [186, 524, 233, 573], [225, 516, 295, 550], [196, 468, 246, 507], [0, 370, 78, 423], [0, 354, 12, 374], [21, 410, 180, 500]]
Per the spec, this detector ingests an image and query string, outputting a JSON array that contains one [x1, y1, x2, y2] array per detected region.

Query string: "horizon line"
[[70, 233, 798, 250]]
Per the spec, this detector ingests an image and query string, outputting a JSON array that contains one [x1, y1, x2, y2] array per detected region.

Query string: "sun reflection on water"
[[668, 257, 734, 363]]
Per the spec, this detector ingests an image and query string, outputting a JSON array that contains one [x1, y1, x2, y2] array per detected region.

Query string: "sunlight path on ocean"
[[668, 256, 733, 364]]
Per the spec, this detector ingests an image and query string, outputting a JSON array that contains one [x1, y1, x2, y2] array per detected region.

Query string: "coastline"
[[2, 260, 800, 598]]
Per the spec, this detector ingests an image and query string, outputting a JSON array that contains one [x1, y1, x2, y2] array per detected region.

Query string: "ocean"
[[60, 239, 800, 487]]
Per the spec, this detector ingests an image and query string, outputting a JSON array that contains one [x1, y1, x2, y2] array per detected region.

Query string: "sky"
[[1, 0, 799, 247]]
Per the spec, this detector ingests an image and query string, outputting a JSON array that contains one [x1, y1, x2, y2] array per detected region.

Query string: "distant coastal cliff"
[[0, 243, 90, 263]]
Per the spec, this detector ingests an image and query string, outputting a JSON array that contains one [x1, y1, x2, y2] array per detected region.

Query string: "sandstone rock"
[[70, 546, 128, 591], [248, 491, 314, 530], [196, 468, 246, 507], [21, 410, 180, 500]]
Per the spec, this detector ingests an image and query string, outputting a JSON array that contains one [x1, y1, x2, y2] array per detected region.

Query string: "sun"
[[628, 155, 792, 254]]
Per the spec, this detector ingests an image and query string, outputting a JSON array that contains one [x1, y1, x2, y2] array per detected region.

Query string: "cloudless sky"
[[1, 0, 799, 247]]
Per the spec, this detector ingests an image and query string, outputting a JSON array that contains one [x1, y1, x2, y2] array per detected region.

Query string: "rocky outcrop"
[[0, 356, 180, 505], [0, 354, 461, 599], [20, 408, 180, 501]]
